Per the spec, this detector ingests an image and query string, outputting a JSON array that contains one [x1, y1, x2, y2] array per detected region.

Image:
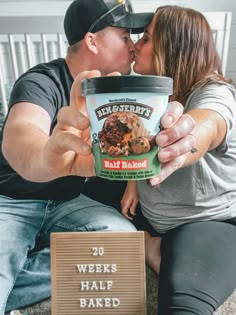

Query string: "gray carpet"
[[6, 265, 236, 315]]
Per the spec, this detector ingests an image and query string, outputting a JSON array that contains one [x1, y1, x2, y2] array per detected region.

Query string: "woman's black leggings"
[[83, 177, 236, 314], [158, 220, 236, 315]]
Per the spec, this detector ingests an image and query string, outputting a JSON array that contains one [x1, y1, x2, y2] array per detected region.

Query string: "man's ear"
[[84, 32, 98, 54]]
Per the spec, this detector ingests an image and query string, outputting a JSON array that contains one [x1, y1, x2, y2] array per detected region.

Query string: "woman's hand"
[[121, 181, 139, 220], [150, 101, 196, 186]]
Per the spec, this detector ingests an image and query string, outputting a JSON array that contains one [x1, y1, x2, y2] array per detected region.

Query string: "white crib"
[[0, 15, 68, 117], [0, 11, 232, 117]]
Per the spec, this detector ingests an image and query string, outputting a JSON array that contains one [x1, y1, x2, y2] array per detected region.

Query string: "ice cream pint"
[[82, 75, 173, 180]]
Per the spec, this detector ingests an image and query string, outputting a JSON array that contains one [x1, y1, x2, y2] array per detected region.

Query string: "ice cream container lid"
[[82, 75, 173, 95]]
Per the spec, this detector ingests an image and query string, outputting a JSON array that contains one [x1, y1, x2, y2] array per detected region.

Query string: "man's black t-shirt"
[[0, 58, 85, 200]]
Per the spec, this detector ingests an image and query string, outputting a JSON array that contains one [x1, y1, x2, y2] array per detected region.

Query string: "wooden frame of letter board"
[[51, 231, 146, 315]]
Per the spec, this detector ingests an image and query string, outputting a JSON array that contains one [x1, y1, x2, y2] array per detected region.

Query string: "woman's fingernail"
[[150, 176, 160, 186], [158, 151, 171, 162], [163, 115, 173, 126], [156, 133, 169, 146]]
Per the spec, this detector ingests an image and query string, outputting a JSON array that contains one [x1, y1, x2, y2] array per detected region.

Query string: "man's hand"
[[44, 70, 103, 178]]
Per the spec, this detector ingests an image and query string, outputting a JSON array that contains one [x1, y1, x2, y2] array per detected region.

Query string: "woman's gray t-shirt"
[[138, 83, 236, 233]]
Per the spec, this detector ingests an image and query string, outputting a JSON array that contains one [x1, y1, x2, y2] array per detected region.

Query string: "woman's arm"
[[150, 107, 227, 186], [121, 180, 139, 220]]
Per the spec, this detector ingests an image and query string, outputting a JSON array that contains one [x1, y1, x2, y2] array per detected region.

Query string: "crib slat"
[[58, 33, 65, 58], [51, 41, 57, 60], [8, 34, 19, 81], [41, 34, 49, 63], [0, 57, 8, 116], [19, 41, 27, 73], [25, 34, 33, 68]]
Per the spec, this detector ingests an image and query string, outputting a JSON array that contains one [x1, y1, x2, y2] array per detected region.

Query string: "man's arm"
[[2, 71, 100, 182], [2, 100, 94, 182]]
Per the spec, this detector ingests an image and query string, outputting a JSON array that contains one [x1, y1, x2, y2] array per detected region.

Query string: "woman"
[[121, 5, 236, 314]]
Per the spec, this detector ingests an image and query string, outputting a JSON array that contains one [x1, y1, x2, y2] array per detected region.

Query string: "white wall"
[[0, 0, 235, 82]]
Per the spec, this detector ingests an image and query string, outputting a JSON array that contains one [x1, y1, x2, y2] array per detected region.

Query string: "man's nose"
[[128, 36, 134, 47], [134, 38, 141, 49]]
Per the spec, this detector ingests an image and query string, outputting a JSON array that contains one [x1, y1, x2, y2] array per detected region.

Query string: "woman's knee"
[[158, 287, 217, 314], [158, 222, 236, 314]]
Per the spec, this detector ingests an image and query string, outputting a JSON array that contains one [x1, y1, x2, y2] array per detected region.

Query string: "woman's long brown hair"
[[152, 6, 232, 104]]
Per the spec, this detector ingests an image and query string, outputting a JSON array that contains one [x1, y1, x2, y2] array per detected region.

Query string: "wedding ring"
[[189, 133, 198, 154], [190, 147, 198, 154]]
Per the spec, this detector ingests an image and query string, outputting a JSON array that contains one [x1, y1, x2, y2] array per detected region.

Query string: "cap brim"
[[112, 12, 154, 34]]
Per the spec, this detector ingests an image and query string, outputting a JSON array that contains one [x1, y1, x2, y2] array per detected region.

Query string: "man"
[[0, 0, 195, 313]]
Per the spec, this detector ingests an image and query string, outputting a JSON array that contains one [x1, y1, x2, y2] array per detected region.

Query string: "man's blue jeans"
[[0, 194, 136, 314]]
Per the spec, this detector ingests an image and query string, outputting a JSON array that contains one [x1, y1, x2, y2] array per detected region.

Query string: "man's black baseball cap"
[[64, 0, 154, 45]]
